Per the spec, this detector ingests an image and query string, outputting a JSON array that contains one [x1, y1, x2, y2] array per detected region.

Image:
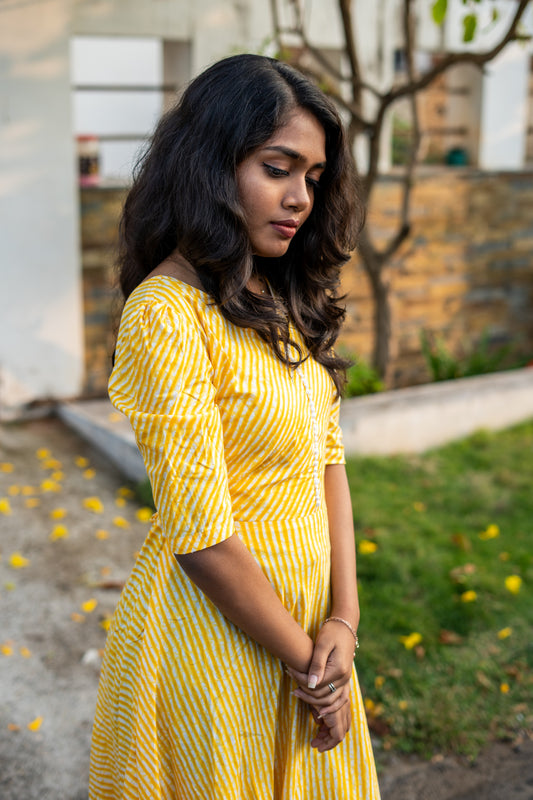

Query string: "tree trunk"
[[358, 229, 391, 380]]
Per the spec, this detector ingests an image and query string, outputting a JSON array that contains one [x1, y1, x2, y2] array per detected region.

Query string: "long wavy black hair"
[[118, 54, 364, 394]]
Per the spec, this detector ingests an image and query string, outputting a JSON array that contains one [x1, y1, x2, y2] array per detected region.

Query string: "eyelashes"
[[262, 162, 321, 190], [262, 163, 288, 178]]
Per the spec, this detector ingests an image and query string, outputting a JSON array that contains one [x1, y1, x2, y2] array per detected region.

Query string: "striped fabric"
[[89, 276, 380, 799]]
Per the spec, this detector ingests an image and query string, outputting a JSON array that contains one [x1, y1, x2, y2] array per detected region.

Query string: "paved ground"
[[1, 416, 532, 799]]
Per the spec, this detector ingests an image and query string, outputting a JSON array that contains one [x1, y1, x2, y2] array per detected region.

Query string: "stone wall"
[[80, 170, 533, 394], [341, 169, 533, 387], [80, 187, 125, 395]]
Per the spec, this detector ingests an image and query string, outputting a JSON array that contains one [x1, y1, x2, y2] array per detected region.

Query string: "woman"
[[89, 54, 380, 799]]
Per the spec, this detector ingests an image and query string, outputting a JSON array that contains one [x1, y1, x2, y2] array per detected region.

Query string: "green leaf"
[[463, 13, 477, 42], [432, 0, 447, 26], [491, 7, 500, 23]]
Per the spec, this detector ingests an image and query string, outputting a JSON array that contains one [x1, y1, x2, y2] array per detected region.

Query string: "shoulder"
[[119, 276, 212, 338]]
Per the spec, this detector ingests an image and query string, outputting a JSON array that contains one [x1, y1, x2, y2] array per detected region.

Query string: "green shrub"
[[421, 330, 512, 382], [343, 359, 384, 398]]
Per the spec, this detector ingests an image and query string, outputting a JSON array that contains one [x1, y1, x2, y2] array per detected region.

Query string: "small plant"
[[421, 330, 512, 382], [135, 477, 155, 510], [343, 358, 384, 398]]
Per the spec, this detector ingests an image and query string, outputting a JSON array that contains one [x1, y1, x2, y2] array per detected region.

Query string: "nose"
[[282, 176, 312, 213]]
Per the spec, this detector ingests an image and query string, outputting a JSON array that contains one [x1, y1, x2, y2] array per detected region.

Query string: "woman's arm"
[[176, 535, 314, 673], [288, 464, 359, 709], [324, 463, 360, 628]]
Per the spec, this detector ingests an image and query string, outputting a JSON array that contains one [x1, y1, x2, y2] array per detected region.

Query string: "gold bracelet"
[[323, 617, 360, 651]]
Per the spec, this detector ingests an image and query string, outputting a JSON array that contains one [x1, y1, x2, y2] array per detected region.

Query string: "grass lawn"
[[346, 420, 533, 759]]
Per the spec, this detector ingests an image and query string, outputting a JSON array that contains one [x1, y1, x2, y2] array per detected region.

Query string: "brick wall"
[[80, 171, 533, 394], [80, 187, 125, 395], [340, 169, 533, 387]]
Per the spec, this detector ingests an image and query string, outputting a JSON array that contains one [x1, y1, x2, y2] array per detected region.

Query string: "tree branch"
[[383, 0, 530, 111]]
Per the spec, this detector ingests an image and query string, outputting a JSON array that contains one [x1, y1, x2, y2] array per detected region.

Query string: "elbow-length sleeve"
[[108, 296, 234, 554], [324, 394, 346, 466]]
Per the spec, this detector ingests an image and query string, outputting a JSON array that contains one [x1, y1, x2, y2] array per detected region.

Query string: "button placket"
[[295, 366, 321, 509]]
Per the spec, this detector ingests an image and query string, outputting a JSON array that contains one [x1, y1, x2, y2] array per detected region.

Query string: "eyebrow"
[[263, 145, 326, 169]]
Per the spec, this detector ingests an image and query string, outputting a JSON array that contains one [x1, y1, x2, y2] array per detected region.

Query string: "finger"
[[291, 671, 351, 695], [316, 694, 349, 718], [285, 666, 308, 685], [306, 640, 333, 689], [293, 687, 346, 707], [294, 682, 350, 706]]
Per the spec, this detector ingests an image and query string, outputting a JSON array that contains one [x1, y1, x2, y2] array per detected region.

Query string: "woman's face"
[[236, 108, 326, 258]]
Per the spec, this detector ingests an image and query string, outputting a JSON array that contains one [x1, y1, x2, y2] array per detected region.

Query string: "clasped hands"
[[286, 622, 356, 752]]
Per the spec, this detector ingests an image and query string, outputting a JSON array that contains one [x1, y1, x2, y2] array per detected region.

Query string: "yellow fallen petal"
[[82, 598, 98, 613], [27, 716, 43, 732], [100, 566, 111, 577], [71, 612, 85, 623], [108, 412, 122, 423], [7, 723, 20, 732], [83, 468, 96, 479], [479, 524, 500, 540], [364, 698, 375, 712], [117, 486, 134, 498], [505, 575, 522, 595], [51, 471, 64, 481], [20, 646, 32, 658], [95, 529, 109, 540], [135, 507, 153, 523], [4, 582, 16, 591], [49, 524, 68, 541], [25, 498, 40, 508], [413, 501, 426, 512], [75, 456, 89, 468], [497, 627, 512, 640], [398, 700, 409, 711], [83, 496, 104, 513], [499, 552, 510, 561], [35, 449, 50, 459], [500, 682, 510, 694], [113, 516, 130, 529], [1, 644, 13, 656], [9, 552, 29, 569], [114, 497, 126, 508], [0, 498, 12, 515], [358, 539, 378, 555], [8, 485, 20, 496], [42, 458, 62, 470], [374, 675, 385, 689], [461, 590, 477, 603], [400, 632, 423, 650], [0, 462, 14, 472], [50, 508, 67, 520], [100, 617, 112, 631], [21, 486, 37, 496], [41, 480, 61, 493]]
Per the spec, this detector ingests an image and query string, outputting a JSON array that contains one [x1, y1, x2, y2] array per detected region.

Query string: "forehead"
[[262, 109, 326, 163]]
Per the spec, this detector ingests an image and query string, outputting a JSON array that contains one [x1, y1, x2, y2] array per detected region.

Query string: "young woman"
[[89, 54, 380, 799]]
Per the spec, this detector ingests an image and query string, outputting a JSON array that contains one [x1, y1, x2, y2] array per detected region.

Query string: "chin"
[[254, 242, 292, 259]]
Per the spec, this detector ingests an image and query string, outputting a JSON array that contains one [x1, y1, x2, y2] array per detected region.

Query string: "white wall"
[[0, 0, 270, 418], [0, 0, 83, 419]]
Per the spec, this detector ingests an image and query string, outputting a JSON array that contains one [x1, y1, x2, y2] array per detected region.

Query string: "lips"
[[270, 220, 299, 239]]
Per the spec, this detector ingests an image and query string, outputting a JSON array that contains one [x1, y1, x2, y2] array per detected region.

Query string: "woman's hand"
[[309, 701, 352, 752], [286, 620, 356, 712]]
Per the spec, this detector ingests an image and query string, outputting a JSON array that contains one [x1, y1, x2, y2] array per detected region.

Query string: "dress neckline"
[[143, 274, 210, 298]]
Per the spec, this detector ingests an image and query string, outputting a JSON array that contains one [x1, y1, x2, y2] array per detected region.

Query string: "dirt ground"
[[1, 417, 532, 800]]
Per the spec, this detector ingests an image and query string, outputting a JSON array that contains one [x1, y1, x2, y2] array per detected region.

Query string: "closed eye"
[[306, 176, 321, 190], [263, 163, 289, 178]]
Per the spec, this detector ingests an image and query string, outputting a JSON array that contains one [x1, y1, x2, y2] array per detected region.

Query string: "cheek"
[[238, 178, 265, 222]]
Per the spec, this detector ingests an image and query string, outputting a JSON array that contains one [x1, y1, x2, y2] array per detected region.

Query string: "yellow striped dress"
[[89, 276, 380, 799]]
